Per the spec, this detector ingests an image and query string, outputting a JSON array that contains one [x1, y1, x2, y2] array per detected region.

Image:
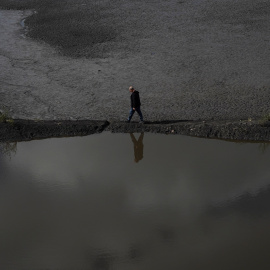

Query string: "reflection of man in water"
[[130, 133, 144, 163]]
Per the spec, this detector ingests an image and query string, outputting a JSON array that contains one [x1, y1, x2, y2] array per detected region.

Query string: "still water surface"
[[1, 132, 270, 270]]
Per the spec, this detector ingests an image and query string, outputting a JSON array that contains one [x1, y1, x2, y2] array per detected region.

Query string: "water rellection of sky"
[[1, 132, 270, 270]]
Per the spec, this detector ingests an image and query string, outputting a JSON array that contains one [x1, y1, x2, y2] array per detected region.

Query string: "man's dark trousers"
[[128, 107, 143, 122]]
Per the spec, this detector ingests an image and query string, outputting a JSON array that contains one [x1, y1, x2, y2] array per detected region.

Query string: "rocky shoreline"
[[1, 119, 270, 142], [0, 120, 109, 142]]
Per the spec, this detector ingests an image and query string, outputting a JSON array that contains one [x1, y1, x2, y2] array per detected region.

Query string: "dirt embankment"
[[0, 120, 109, 142], [1, 119, 270, 143]]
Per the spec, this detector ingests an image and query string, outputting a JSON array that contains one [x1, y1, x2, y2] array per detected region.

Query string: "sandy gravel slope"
[[0, 0, 270, 121]]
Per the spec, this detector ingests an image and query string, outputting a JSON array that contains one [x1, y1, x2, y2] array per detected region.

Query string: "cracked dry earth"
[[1, 0, 270, 122]]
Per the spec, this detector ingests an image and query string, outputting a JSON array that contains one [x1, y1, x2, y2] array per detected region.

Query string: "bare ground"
[[0, 0, 270, 123]]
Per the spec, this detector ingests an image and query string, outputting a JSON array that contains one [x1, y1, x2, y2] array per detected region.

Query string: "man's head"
[[129, 86, 134, 93]]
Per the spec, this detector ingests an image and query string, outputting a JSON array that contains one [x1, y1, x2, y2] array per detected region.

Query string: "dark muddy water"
[[1, 132, 270, 270]]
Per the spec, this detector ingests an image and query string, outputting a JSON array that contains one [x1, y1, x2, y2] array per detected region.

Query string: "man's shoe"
[[126, 120, 130, 123], [139, 120, 144, 124]]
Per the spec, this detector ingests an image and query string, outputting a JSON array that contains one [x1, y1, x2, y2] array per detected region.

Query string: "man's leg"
[[128, 108, 135, 122], [135, 107, 144, 122]]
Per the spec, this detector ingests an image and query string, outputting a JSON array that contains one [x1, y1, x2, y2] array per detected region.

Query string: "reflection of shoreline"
[[130, 133, 144, 163]]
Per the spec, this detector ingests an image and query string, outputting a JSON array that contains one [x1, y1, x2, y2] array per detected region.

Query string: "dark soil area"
[[109, 120, 270, 142], [0, 0, 118, 58], [0, 119, 109, 142], [1, 119, 270, 143]]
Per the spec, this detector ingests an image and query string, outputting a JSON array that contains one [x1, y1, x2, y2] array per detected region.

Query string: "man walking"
[[127, 86, 144, 123]]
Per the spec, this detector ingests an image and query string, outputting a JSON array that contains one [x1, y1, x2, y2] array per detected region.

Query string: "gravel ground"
[[0, 0, 270, 121]]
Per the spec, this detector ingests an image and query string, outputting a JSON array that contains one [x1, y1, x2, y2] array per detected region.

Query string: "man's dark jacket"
[[130, 91, 141, 108]]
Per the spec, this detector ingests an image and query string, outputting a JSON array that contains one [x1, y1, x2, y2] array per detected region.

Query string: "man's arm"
[[131, 93, 134, 109]]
